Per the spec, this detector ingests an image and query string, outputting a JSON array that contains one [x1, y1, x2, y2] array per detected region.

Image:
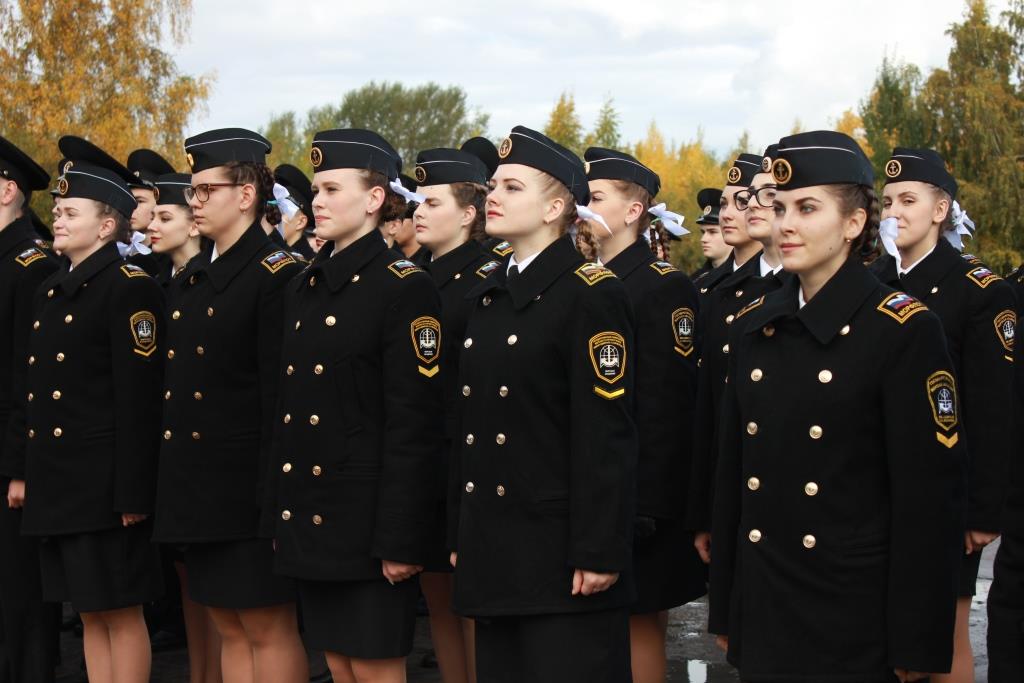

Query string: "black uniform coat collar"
[[604, 238, 653, 279], [698, 252, 739, 292], [0, 215, 37, 258], [59, 241, 122, 296], [744, 257, 878, 346], [304, 229, 387, 294], [716, 249, 763, 290], [426, 239, 486, 288], [202, 221, 273, 292], [871, 239, 965, 291], [467, 235, 581, 311]]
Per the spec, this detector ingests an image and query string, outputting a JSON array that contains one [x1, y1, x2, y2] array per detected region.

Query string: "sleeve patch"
[[388, 259, 424, 278], [261, 250, 296, 273], [120, 264, 149, 278], [671, 307, 695, 357], [926, 370, 958, 437], [995, 310, 1016, 353], [574, 263, 616, 286], [876, 292, 926, 324], [129, 311, 157, 357], [965, 265, 1000, 288], [589, 331, 626, 384], [650, 260, 678, 275], [411, 316, 441, 376], [475, 260, 501, 278], [491, 240, 514, 257], [735, 295, 765, 319], [15, 247, 45, 267]]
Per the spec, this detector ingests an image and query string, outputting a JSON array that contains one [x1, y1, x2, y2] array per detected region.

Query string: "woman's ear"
[[843, 207, 867, 243], [97, 215, 117, 241], [625, 200, 645, 227], [542, 195, 566, 226], [366, 185, 386, 215], [188, 222, 200, 238], [238, 183, 257, 212], [460, 204, 477, 230], [933, 196, 951, 226]]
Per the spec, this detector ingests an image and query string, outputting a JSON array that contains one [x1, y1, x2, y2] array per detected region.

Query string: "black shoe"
[[150, 628, 187, 652]]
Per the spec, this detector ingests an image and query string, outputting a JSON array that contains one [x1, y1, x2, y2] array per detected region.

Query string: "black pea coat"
[[869, 240, 1015, 532], [127, 250, 169, 278], [449, 236, 638, 617], [691, 259, 713, 283], [0, 216, 59, 481], [153, 222, 303, 543], [21, 241, 165, 535], [266, 231, 445, 580], [709, 258, 966, 679], [694, 253, 735, 299], [605, 238, 698, 520]]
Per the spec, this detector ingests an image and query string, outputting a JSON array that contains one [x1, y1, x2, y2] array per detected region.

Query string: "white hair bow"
[[576, 204, 611, 235], [117, 230, 151, 258], [389, 179, 426, 205], [272, 183, 300, 220], [944, 201, 976, 252], [648, 203, 688, 237]]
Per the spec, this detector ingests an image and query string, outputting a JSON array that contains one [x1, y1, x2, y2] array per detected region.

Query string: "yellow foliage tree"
[[832, 109, 874, 158]]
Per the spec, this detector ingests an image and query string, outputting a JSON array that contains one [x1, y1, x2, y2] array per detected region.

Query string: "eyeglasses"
[[735, 185, 777, 211], [183, 183, 243, 204]]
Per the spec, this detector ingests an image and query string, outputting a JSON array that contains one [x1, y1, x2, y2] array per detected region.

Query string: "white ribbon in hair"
[[648, 203, 688, 237], [272, 183, 300, 220], [944, 200, 975, 252], [117, 230, 152, 258], [878, 216, 901, 269], [576, 205, 612, 235], [389, 179, 426, 205]]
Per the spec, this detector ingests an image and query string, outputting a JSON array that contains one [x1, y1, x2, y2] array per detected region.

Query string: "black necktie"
[[507, 264, 520, 284]]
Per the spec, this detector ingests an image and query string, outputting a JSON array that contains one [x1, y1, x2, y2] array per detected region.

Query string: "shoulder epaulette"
[[475, 260, 500, 278], [965, 265, 1001, 289], [876, 292, 927, 324], [34, 239, 53, 251], [735, 295, 765, 319], [15, 247, 46, 267], [574, 262, 616, 286], [289, 251, 308, 264], [650, 260, 678, 276], [387, 259, 424, 279], [962, 253, 983, 266], [120, 263, 149, 278], [261, 250, 296, 274], [491, 241, 513, 257]]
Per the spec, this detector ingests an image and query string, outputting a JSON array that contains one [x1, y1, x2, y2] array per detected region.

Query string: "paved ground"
[[56, 543, 998, 682]]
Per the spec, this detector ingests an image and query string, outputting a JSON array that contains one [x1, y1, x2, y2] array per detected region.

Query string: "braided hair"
[[223, 161, 281, 225]]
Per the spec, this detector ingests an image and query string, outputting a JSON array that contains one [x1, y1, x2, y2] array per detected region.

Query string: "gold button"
[[750, 368, 763, 382], [482, 296, 492, 306], [747, 477, 761, 491], [325, 316, 336, 326], [351, 274, 360, 283], [32, 321, 39, 330], [507, 334, 518, 345], [172, 310, 181, 320], [47, 289, 54, 298], [839, 325, 850, 336], [464, 338, 473, 348], [309, 415, 319, 426], [747, 422, 758, 435], [803, 534, 816, 549], [930, 286, 939, 294], [193, 391, 203, 400], [281, 510, 292, 521], [818, 370, 833, 383], [29, 355, 35, 364], [64, 314, 72, 323], [749, 529, 762, 543], [314, 364, 324, 375], [287, 365, 294, 375], [295, 320, 301, 330], [809, 425, 823, 440], [27, 393, 33, 401], [196, 346, 204, 355], [313, 514, 323, 525], [167, 349, 175, 359], [465, 482, 475, 493], [726, 314, 735, 324], [282, 463, 292, 473], [28, 429, 34, 438], [804, 482, 819, 496], [496, 433, 506, 445], [207, 307, 214, 317], [53, 427, 62, 437], [462, 385, 471, 397], [52, 390, 61, 400], [700, 287, 708, 294], [309, 276, 316, 286], [189, 275, 196, 284], [454, 273, 462, 280], [496, 485, 506, 497], [56, 352, 64, 362], [312, 465, 322, 476], [722, 344, 730, 354], [283, 414, 291, 424], [192, 431, 201, 440], [163, 430, 172, 440], [465, 434, 475, 445], [164, 390, 171, 400], [499, 386, 509, 397], [762, 325, 775, 337], [735, 290, 744, 298]]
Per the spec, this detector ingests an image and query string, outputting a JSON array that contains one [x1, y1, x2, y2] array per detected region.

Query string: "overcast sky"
[[173, 0, 1011, 158]]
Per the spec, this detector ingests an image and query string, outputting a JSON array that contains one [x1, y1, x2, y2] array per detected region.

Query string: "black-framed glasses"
[[183, 183, 243, 204], [735, 185, 777, 211]]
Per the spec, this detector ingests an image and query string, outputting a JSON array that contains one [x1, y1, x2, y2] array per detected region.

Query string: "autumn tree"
[[832, 109, 873, 159], [583, 97, 622, 149], [0, 0, 212, 196], [859, 56, 929, 177], [261, 111, 309, 174], [544, 92, 584, 154]]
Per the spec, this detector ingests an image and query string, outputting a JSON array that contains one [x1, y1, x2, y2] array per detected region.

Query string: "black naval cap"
[[460, 137, 499, 178], [583, 147, 661, 198], [127, 149, 175, 188], [55, 161, 137, 218], [274, 164, 314, 222], [883, 148, 957, 199], [770, 131, 874, 190], [759, 144, 780, 175], [153, 173, 192, 207], [725, 153, 763, 187], [309, 129, 401, 181], [414, 148, 489, 187], [696, 188, 722, 225], [0, 135, 50, 194], [183, 128, 271, 174], [58, 135, 135, 185], [496, 125, 589, 204]]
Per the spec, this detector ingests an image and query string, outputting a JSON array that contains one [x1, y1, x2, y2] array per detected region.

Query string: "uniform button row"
[[279, 462, 322, 476], [280, 510, 323, 525], [746, 478, 819, 496], [747, 530, 817, 549], [462, 386, 510, 398], [282, 414, 321, 426]]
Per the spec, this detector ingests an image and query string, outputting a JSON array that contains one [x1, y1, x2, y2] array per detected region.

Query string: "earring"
[[845, 237, 851, 243]]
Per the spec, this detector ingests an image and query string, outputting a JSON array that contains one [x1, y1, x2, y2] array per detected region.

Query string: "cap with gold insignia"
[[760, 144, 780, 174], [882, 147, 957, 199], [183, 128, 271, 173], [309, 129, 401, 180], [0, 135, 50, 197], [55, 161, 137, 218], [583, 147, 661, 198], [274, 164, 314, 224], [414, 148, 489, 187], [127, 148, 175, 189], [770, 131, 874, 190], [726, 153, 763, 188], [460, 137, 499, 178], [496, 125, 589, 204], [153, 173, 192, 207], [696, 188, 722, 225]]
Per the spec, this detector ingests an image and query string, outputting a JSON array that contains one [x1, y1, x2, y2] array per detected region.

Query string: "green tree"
[[304, 81, 489, 169], [583, 96, 621, 149], [859, 56, 929, 177], [261, 111, 309, 174], [544, 91, 584, 154], [726, 130, 753, 162]]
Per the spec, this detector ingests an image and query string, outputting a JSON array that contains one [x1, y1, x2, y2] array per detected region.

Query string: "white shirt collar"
[[759, 254, 783, 277], [897, 243, 936, 277], [798, 287, 807, 309], [508, 251, 539, 275], [732, 258, 741, 272], [210, 244, 220, 263]]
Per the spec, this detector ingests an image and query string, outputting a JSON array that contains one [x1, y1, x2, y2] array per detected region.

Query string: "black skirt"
[[959, 549, 984, 597], [297, 576, 419, 659], [184, 538, 295, 609], [39, 520, 163, 613], [631, 519, 706, 614]]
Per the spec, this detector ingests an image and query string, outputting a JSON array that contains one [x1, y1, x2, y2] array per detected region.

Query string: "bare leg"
[[629, 611, 669, 683], [461, 618, 476, 683], [421, 572, 469, 683], [237, 604, 307, 683], [80, 611, 114, 683], [325, 651, 359, 683], [933, 597, 974, 683], [207, 607, 255, 683], [176, 562, 222, 683], [204, 612, 224, 683], [350, 657, 407, 683], [103, 606, 152, 683]]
